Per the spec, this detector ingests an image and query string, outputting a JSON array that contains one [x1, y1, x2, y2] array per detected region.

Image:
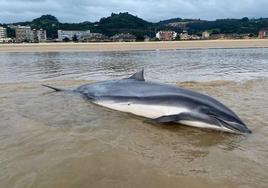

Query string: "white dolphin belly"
[[95, 100, 189, 119], [179, 120, 235, 133], [94, 100, 235, 133]]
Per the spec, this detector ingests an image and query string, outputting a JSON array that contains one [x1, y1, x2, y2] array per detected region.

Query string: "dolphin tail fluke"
[[42, 84, 63, 92]]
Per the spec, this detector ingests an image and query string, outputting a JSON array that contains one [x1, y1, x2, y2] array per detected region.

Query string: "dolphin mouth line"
[[213, 116, 251, 134]]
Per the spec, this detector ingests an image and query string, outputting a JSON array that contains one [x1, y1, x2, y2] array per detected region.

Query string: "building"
[[37, 29, 47, 42], [202, 31, 210, 39], [0, 38, 13, 43], [57, 30, 91, 41], [0, 26, 11, 43], [110, 33, 136, 42], [79, 33, 109, 42], [32, 29, 47, 42], [0, 27, 7, 38], [14, 26, 47, 43], [180, 32, 190, 40], [179, 30, 191, 40], [15, 26, 33, 42], [156, 31, 177, 41], [179, 32, 201, 40], [259, 29, 268, 39]]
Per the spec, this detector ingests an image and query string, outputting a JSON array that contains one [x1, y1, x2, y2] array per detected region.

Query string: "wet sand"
[[0, 79, 267, 188], [0, 39, 268, 52], [0, 47, 267, 188]]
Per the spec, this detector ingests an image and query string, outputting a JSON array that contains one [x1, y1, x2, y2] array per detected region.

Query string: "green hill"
[[186, 17, 268, 35], [94, 12, 153, 39], [30, 15, 60, 38], [98, 12, 151, 29], [3, 13, 268, 40]]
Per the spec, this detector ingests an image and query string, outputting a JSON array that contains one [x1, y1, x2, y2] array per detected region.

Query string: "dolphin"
[[42, 69, 251, 134]]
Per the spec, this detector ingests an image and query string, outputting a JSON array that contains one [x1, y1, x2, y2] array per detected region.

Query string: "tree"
[[63, 37, 70, 42], [72, 34, 78, 42], [30, 15, 60, 39], [241, 17, 249, 22], [175, 34, 180, 41], [211, 29, 221, 34], [5, 26, 16, 38]]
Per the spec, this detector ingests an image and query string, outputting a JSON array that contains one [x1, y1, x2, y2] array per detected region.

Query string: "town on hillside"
[[1, 13, 268, 43]]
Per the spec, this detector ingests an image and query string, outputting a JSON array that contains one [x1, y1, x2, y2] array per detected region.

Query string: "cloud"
[[0, 0, 267, 23]]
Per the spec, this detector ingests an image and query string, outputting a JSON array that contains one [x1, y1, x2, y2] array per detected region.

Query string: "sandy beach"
[[0, 39, 268, 52]]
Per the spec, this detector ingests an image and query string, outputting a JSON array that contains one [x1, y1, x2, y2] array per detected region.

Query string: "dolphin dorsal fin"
[[128, 69, 145, 81]]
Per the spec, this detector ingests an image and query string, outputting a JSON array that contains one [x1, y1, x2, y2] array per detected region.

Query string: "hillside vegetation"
[[2, 13, 268, 39]]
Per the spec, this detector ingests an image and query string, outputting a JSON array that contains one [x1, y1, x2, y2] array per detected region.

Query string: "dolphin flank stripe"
[[43, 69, 252, 134]]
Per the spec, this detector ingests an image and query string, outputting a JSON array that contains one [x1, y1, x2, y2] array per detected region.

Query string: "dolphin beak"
[[227, 122, 252, 134], [231, 123, 252, 134], [214, 116, 252, 134]]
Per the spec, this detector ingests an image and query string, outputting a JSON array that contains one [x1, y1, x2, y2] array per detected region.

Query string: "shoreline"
[[0, 39, 268, 52]]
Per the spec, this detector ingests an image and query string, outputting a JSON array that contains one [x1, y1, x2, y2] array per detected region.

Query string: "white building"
[[180, 31, 201, 40], [156, 31, 177, 41], [180, 31, 191, 40], [0, 27, 7, 38], [0, 38, 13, 43], [57, 30, 91, 41], [202, 31, 210, 39]]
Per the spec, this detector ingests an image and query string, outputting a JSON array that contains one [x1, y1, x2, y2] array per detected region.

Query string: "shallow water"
[[0, 48, 268, 83], [0, 49, 268, 188]]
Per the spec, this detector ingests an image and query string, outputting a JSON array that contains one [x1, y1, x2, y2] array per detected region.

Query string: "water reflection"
[[0, 48, 267, 83]]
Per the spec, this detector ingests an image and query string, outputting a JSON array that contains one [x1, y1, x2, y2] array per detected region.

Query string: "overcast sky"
[[1, 0, 268, 23]]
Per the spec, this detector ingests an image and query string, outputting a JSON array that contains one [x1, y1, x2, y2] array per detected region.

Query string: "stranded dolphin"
[[42, 69, 251, 134]]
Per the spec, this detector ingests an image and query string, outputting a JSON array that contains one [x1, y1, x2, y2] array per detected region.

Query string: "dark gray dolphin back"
[[76, 73, 239, 121]]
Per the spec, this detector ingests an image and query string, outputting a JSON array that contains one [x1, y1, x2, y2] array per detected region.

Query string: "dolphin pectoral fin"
[[127, 69, 145, 81], [152, 113, 190, 123], [152, 115, 180, 123]]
